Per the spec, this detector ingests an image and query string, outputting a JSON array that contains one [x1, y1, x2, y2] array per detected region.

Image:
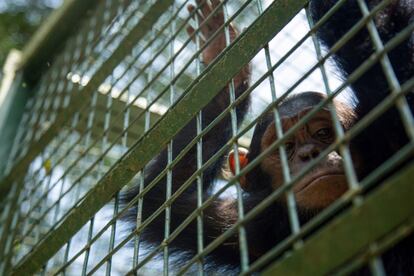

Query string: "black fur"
[[121, 0, 414, 274], [309, 0, 414, 178], [309, 1, 414, 274]]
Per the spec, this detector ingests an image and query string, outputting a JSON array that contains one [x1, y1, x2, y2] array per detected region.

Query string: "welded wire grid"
[[0, 0, 413, 275]]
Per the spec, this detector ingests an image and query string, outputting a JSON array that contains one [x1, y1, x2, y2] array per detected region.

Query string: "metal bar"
[[336, 216, 414, 275], [0, 179, 25, 275], [0, 100, 33, 271], [2, 97, 32, 178], [262, 161, 414, 276], [0, 101, 31, 263], [222, 3, 250, 271], [256, 0, 301, 245], [369, 254, 386, 276], [103, 76, 117, 276], [0, 51, 27, 178], [193, 8, 205, 275]]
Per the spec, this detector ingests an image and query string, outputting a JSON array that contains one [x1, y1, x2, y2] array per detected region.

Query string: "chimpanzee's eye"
[[283, 142, 295, 158], [273, 142, 294, 159], [285, 142, 295, 153], [315, 128, 333, 140]]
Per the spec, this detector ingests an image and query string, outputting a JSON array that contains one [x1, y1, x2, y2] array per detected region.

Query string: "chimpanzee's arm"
[[309, 0, 414, 177], [121, 0, 250, 265]]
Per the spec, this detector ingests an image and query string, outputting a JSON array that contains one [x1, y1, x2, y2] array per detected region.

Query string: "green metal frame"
[[0, 51, 28, 179]]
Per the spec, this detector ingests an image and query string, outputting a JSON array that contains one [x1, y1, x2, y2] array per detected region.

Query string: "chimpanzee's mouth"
[[294, 171, 346, 193]]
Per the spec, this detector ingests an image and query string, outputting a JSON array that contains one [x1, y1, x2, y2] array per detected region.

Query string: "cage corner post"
[[0, 49, 28, 180]]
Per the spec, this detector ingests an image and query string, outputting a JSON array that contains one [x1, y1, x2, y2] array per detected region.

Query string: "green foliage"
[[0, 0, 61, 65]]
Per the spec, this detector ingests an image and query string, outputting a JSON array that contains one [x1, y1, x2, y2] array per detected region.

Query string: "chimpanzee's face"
[[260, 106, 352, 210]]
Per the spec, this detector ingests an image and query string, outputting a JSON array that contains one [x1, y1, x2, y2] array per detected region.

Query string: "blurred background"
[[0, 0, 63, 67]]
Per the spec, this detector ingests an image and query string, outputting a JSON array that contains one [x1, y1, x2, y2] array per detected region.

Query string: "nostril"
[[311, 149, 320, 159], [298, 145, 320, 162], [299, 153, 311, 162]]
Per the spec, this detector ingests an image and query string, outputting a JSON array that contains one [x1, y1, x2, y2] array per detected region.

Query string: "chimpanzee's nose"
[[298, 144, 320, 162]]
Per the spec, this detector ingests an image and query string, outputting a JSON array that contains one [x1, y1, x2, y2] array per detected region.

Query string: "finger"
[[198, 32, 207, 44], [190, 1, 207, 24], [188, 3, 207, 32], [209, 1, 224, 25], [187, 4, 195, 14], [197, 10, 206, 25], [203, 0, 225, 26], [211, 10, 224, 26], [187, 26, 195, 38], [187, 26, 206, 44], [188, 3, 205, 21], [229, 22, 239, 35], [195, 11, 212, 36], [210, 0, 222, 9], [196, 0, 212, 18]]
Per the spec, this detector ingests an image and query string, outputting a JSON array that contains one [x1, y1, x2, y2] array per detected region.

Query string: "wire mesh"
[[0, 0, 413, 275]]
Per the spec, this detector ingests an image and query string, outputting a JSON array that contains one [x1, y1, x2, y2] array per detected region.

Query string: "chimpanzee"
[[122, 0, 414, 274]]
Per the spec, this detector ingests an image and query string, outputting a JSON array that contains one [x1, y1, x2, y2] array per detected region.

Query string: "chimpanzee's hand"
[[187, 0, 238, 65]]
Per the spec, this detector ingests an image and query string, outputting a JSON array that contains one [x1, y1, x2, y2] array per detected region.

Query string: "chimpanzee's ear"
[[228, 148, 249, 191]]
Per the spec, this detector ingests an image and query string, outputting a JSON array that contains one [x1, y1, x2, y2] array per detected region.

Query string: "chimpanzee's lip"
[[294, 171, 346, 193]]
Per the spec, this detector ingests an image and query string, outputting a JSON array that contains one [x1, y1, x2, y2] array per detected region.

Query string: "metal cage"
[[0, 0, 413, 275]]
